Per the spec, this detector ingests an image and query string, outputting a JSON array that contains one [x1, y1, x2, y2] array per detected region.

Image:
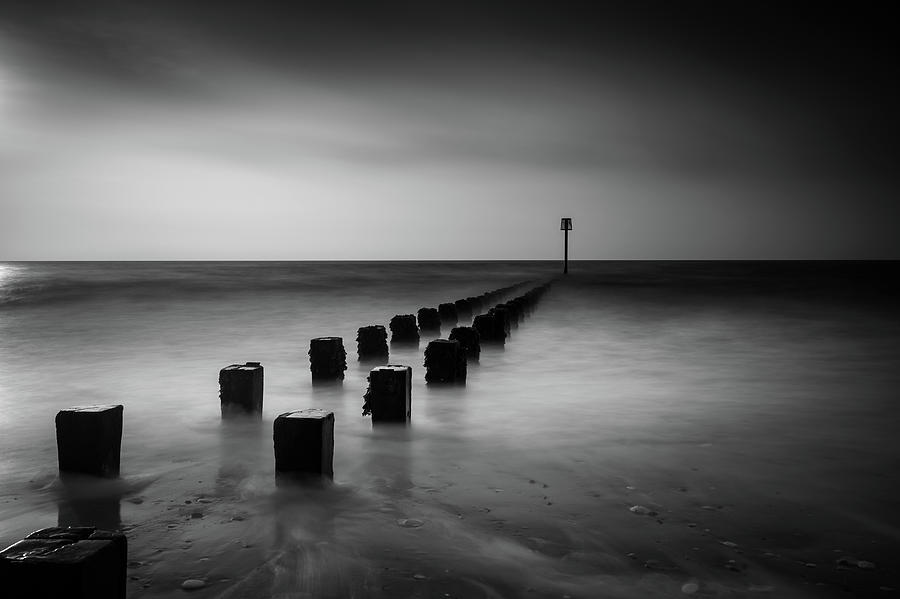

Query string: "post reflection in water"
[[55, 475, 123, 531]]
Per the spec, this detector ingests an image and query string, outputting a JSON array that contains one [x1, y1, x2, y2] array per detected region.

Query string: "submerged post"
[[357, 325, 389, 361], [273, 408, 335, 481], [424, 339, 467, 383], [56, 405, 123, 479], [472, 313, 504, 344], [560, 217, 573, 274], [309, 337, 347, 380], [389, 314, 419, 344], [449, 326, 481, 360], [362, 365, 412, 423], [417, 307, 441, 332], [219, 362, 264, 418], [438, 302, 458, 327]]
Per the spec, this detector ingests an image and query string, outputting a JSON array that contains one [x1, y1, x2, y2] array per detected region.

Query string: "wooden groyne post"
[[453, 298, 472, 321], [56, 405, 123, 479], [362, 365, 412, 423], [417, 307, 441, 332], [357, 325, 389, 361], [472, 313, 505, 344], [438, 302, 458, 327], [0, 526, 127, 599], [389, 314, 419, 344], [449, 326, 481, 360], [424, 339, 467, 383], [219, 362, 264, 418], [273, 409, 335, 480], [309, 337, 347, 380]]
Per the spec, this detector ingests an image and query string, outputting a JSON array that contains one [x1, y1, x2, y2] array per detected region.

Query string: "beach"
[[1, 261, 898, 597]]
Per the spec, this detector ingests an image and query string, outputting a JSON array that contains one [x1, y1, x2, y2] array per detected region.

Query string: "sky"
[[1, 1, 898, 260]]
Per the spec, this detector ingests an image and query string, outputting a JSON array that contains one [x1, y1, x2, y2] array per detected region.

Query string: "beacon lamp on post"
[[560, 217, 573, 274]]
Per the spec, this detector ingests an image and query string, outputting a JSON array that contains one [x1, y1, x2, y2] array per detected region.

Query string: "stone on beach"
[[681, 581, 700, 594], [629, 505, 658, 516], [56, 405, 124, 479], [397, 518, 424, 528], [181, 579, 207, 590]]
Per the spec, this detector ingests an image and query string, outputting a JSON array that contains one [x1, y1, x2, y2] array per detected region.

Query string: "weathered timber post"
[[273, 408, 335, 480], [490, 305, 512, 336], [506, 298, 524, 322], [417, 307, 441, 332], [56, 405, 123, 479], [449, 326, 481, 360], [438, 302, 458, 326], [453, 298, 472, 321], [362, 365, 412, 422], [424, 339, 467, 383], [472, 313, 504, 344], [357, 325, 389, 361], [309, 337, 347, 380], [389, 314, 419, 344], [219, 362, 264, 418], [0, 526, 127, 599]]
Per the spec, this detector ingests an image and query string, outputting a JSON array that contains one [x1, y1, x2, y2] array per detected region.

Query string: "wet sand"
[[14, 413, 897, 599]]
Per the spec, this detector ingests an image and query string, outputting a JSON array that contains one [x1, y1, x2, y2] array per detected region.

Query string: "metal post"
[[560, 217, 572, 274]]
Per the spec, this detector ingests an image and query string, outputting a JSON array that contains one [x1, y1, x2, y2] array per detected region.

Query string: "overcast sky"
[[1, 1, 897, 259]]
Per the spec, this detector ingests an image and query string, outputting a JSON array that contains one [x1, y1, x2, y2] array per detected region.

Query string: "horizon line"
[[2, 258, 897, 264]]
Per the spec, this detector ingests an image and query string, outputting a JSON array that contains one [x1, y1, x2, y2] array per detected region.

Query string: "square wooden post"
[[56, 405, 123, 479], [273, 409, 335, 480], [363, 365, 412, 422], [0, 526, 127, 599], [424, 339, 467, 383], [219, 362, 264, 417]]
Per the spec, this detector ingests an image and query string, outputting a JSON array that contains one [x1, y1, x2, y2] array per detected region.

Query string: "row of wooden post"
[[0, 280, 553, 597], [44, 280, 554, 485]]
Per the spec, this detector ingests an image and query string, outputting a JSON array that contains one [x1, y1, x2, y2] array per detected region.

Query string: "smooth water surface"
[[1, 261, 898, 598]]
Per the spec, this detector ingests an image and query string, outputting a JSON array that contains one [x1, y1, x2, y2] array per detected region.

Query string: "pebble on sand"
[[181, 579, 207, 590], [629, 505, 658, 516], [681, 581, 699, 594], [397, 518, 424, 528]]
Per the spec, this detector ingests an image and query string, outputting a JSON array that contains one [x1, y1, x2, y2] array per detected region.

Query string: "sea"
[[1, 261, 898, 598]]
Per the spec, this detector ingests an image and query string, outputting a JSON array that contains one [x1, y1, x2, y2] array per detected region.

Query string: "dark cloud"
[[1, 1, 898, 258], [3, 1, 896, 176]]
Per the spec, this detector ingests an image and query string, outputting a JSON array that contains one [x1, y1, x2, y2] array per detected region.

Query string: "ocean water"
[[1, 261, 899, 598]]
